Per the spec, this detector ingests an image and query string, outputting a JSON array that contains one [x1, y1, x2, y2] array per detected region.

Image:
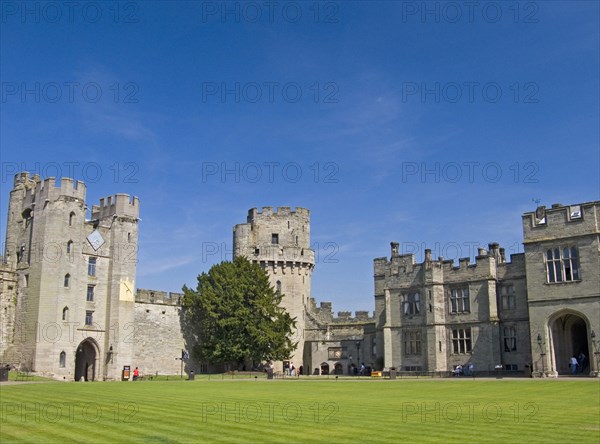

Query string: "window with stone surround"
[[64, 274, 70, 287], [69, 212, 75, 226], [59, 351, 66, 368], [500, 285, 516, 310], [85, 311, 94, 325], [404, 330, 422, 355], [271, 233, 279, 245], [452, 328, 472, 354], [86, 285, 95, 302], [88, 257, 96, 276], [545, 247, 580, 283], [449, 287, 470, 313], [503, 326, 517, 352], [67, 240, 73, 254], [401, 292, 421, 316]]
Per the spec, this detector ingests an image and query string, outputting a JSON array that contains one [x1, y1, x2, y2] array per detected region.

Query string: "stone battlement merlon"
[[13, 171, 40, 188], [15, 173, 86, 206], [91, 194, 139, 220]]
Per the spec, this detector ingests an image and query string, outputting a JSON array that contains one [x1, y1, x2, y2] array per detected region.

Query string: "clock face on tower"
[[87, 230, 105, 251], [333, 350, 342, 359]]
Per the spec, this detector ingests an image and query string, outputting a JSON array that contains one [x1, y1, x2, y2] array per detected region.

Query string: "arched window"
[[59, 351, 66, 368], [62, 306, 69, 321], [64, 274, 70, 288], [69, 212, 75, 226], [66, 240, 73, 254], [276, 281, 282, 295]]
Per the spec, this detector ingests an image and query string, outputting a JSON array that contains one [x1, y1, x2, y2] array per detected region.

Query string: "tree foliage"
[[182, 256, 296, 367]]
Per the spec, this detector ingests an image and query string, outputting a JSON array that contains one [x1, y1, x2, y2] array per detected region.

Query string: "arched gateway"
[[75, 338, 100, 381], [547, 310, 592, 375]]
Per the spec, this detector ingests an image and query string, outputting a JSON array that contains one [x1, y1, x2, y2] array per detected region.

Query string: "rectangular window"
[[505, 364, 518, 371], [271, 233, 279, 245], [86, 285, 94, 302], [404, 331, 422, 356], [401, 292, 421, 316], [88, 257, 97, 277], [452, 328, 472, 354], [404, 366, 422, 371], [500, 285, 516, 310], [449, 288, 470, 313], [545, 247, 580, 283], [85, 311, 94, 325], [503, 326, 517, 352]]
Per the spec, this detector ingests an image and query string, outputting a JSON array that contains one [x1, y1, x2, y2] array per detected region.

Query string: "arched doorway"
[[320, 362, 329, 375], [75, 339, 99, 381], [333, 363, 343, 375], [548, 311, 590, 375]]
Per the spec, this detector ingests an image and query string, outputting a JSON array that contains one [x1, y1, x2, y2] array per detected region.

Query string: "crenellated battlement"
[[522, 201, 600, 242], [92, 194, 139, 220], [247, 206, 310, 222], [135, 289, 183, 306], [308, 298, 374, 325], [14, 173, 86, 206], [374, 241, 519, 280]]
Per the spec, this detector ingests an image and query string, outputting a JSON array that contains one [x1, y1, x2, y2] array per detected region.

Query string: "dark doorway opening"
[[75, 339, 98, 381]]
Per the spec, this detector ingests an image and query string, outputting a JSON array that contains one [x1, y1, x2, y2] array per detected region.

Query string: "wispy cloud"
[[137, 256, 197, 277]]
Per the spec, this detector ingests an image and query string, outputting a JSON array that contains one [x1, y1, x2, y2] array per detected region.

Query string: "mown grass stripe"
[[1, 379, 598, 443]]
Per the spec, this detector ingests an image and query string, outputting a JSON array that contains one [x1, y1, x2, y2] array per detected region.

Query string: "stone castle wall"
[[133, 289, 188, 376]]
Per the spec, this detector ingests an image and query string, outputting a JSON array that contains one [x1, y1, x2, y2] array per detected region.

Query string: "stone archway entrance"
[[549, 312, 590, 375], [320, 362, 329, 375], [75, 339, 99, 381]]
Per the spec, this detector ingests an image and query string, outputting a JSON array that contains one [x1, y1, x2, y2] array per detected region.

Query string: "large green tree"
[[182, 256, 296, 368]]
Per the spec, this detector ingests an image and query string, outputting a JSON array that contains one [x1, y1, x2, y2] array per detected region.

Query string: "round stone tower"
[[233, 207, 314, 371]]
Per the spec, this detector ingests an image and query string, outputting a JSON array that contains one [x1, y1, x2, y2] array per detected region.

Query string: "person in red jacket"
[[133, 367, 139, 381]]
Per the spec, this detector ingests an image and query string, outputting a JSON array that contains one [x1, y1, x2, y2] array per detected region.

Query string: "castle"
[[1, 173, 598, 379]]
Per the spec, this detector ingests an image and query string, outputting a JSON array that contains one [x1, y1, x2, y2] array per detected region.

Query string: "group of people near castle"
[[570, 352, 587, 375]]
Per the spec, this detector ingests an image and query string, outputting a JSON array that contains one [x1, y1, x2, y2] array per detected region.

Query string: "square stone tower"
[[233, 207, 314, 371], [1, 172, 139, 380], [523, 201, 600, 376]]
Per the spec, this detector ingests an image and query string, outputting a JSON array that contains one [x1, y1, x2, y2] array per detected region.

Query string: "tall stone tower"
[[233, 207, 314, 371], [1, 172, 139, 380]]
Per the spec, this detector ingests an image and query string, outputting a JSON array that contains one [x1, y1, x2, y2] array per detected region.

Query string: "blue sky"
[[1, 1, 598, 312]]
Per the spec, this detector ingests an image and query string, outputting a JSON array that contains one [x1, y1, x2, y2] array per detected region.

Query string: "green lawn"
[[1, 379, 598, 443]]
